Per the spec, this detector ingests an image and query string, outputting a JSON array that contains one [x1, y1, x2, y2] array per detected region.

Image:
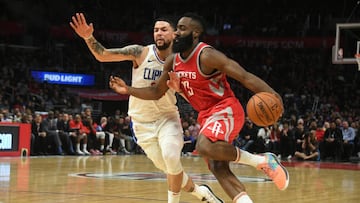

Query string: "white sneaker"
[[76, 149, 84, 155], [120, 148, 131, 154], [82, 149, 91, 155], [196, 184, 224, 203], [109, 148, 117, 155]]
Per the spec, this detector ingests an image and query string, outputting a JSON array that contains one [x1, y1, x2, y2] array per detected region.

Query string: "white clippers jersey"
[[128, 44, 178, 122]]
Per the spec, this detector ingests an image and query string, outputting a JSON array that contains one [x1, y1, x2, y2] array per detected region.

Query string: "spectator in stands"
[[12, 107, 23, 122], [235, 119, 258, 153], [80, 107, 102, 155], [188, 118, 201, 143], [84, 116, 103, 155], [279, 121, 295, 160], [99, 116, 116, 154], [317, 121, 329, 155], [31, 114, 49, 155], [93, 117, 107, 152], [293, 118, 306, 153], [341, 121, 356, 161], [321, 121, 343, 161], [315, 121, 328, 143], [268, 123, 281, 155], [42, 110, 69, 155], [57, 113, 76, 155], [69, 114, 91, 155], [182, 129, 196, 155], [113, 116, 131, 154], [0, 108, 13, 122], [121, 116, 135, 153], [294, 130, 320, 161], [255, 126, 271, 153]]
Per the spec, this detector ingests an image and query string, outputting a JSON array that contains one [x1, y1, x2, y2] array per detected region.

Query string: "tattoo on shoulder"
[[111, 45, 143, 56]]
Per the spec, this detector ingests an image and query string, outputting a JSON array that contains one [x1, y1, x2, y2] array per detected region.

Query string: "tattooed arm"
[[70, 12, 144, 62], [84, 38, 143, 62]]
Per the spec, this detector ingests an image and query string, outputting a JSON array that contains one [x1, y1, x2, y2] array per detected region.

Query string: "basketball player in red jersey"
[[109, 13, 289, 203]]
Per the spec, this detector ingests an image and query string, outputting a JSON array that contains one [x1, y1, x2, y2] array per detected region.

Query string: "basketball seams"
[[257, 93, 276, 123], [253, 94, 267, 126], [263, 92, 282, 118]]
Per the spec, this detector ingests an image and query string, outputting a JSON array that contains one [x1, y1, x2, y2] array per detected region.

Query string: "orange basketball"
[[246, 92, 283, 127]]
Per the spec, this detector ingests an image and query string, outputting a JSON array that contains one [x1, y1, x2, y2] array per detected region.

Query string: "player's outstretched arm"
[[109, 74, 168, 100], [70, 12, 143, 62], [109, 56, 173, 100]]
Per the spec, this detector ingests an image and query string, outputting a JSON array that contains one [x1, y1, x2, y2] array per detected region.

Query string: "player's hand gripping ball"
[[246, 92, 283, 126]]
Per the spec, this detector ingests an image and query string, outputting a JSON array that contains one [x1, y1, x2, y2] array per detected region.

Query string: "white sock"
[[100, 145, 104, 151], [76, 144, 81, 151], [234, 147, 265, 168], [181, 172, 188, 188], [234, 192, 253, 203], [108, 133, 114, 147], [168, 190, 180, 203], [190, 184, 202, 200], [83, 144, 87, 151]]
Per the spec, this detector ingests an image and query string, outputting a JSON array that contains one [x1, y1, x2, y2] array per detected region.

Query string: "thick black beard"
[[172, 32, 193, 53]]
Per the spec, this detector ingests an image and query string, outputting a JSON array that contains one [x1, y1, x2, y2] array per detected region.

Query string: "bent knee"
[[208, 161, 230, 177], [196, 141, 212, 157]]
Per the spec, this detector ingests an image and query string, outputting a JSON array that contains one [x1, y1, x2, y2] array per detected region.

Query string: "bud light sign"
[[31, 71, 95, 86]]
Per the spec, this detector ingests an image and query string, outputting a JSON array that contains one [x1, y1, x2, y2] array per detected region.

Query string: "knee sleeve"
[[161, 141, 183, 175]]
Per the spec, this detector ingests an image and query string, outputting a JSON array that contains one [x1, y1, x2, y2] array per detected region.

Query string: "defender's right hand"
[[69, 13, 94, 39]]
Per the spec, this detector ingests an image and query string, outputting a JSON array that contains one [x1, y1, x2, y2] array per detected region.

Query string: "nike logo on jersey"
[[175, 62, 181, 66]]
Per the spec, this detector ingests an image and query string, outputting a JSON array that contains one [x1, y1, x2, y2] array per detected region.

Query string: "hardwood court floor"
[[0, 155, 359, 203]]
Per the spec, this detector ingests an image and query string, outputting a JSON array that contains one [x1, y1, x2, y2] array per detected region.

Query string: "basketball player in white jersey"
[[70, 13, 223, 203]]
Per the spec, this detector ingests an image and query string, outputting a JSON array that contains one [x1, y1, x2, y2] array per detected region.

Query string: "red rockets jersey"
[[173, 42, 237, 113]]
